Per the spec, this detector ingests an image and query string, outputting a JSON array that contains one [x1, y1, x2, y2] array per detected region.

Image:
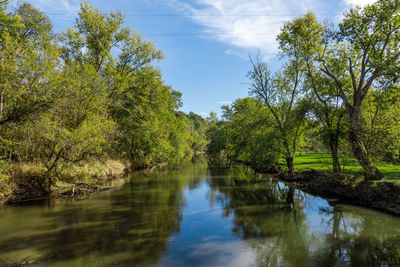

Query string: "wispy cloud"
[[9, 0, 80, 17], [216, 101, 232, 105], [170, 0, 323, 58], [170, 0, 378, 58], [342, 0, 377, 8], [224, 49, 247, 60]]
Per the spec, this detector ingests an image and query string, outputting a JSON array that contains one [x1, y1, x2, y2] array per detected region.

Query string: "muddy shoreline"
[[0, 161, 174, 206], [279, 170, 400, 217]]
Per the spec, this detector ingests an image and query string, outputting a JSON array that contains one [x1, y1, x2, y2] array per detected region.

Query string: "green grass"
[[293, 152, 400, 182]]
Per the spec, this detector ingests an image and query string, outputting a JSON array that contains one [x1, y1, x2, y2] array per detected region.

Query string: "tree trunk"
[[286, 184, 295, 206], [348, 114, 383, 181], [286, 155, 295, 176], [329, 138, 341, 173]]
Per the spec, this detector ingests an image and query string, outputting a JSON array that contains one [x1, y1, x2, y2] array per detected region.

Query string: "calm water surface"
[[1, 158, 400, 266]]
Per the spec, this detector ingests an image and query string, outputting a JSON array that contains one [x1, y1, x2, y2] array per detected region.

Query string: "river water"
[[1, 157, 400, 266]]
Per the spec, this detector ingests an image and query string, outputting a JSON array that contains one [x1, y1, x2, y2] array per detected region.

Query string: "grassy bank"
[[0, 159, 129, 205], [293, 152, 400, 182], [276, 152, 400, 216]]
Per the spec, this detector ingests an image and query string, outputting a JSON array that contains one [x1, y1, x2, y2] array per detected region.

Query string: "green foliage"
[[216, 98, 282, 171], [110, 67, 193, 168], [247, 55, 309, 174], [0, 1, 199, 188], [362, 86, 400, 162], [208, 0, 400, 180], [186, 112, 208, 152], [206, 121, 227, 155]]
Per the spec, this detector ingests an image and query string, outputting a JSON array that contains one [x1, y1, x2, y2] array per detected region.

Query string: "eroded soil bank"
[[0, 160, 130, 205], [280, 170, 400, 217]]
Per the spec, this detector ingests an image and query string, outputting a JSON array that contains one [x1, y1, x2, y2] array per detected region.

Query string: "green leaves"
[[212, 97, 282, 171], [0, 1, 190, 181]]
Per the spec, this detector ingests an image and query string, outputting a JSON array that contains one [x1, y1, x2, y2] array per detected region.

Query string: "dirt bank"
[[0, 160, 130, 205], [280, 170, 400, 217]]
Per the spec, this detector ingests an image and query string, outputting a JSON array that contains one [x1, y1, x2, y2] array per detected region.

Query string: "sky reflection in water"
[[0, 157, 400, 266]]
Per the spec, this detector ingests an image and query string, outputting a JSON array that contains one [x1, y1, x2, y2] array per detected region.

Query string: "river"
[[1, 157, 400, 266]]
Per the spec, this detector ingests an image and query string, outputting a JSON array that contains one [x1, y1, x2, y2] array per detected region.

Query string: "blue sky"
[[10, 0, 375, 117]]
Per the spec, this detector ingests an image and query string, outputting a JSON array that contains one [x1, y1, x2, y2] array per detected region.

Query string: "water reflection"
[[0, 158, 399, 266], [0, 161, 208, 266], [207, 165, 400, 266]]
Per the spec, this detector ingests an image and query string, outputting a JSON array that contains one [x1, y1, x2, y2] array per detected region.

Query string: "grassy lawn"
[[293, 152, 400, 182]]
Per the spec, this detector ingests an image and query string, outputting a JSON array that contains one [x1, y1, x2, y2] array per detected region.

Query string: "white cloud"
[[343, 0, 377, 8], [170, 0, 321, 58], [9, 0, 79, 17], [170, 0, 381, 59], [224, 49, 247, 60], [216, 101, 232, 105]]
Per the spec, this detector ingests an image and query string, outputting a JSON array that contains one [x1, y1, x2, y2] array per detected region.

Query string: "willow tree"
[[0, 2, 60, 127]]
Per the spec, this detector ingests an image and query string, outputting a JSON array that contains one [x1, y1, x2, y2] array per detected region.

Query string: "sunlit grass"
[[293, 152, 400, 181]]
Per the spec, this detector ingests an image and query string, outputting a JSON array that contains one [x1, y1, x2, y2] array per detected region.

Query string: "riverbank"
[[0, 159, 130, 205], [279, 170, 400, 217]]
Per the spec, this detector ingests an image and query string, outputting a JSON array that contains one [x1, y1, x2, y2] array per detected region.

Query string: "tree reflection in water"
[[1, 159, 400, 266], [207, 165, 400, 266]]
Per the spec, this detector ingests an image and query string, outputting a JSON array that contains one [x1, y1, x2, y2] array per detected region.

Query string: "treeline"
[[0, 1, 208, 190], [207, 0, 400, 181]]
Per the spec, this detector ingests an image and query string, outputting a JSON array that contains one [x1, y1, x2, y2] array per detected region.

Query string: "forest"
[[0, 0, 208, 202]]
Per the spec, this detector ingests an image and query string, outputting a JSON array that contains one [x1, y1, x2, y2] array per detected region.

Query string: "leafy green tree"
[[362, 85, 400, 162], [317, 0, 400, 180], [186, 112, 208, 153], [248, 56, 308, 175], [20, 63, 115, 180], [60, 2, 163, 100], [220, 98, 282, 171], [110, 67, 191, 167], [59, 2, 188, 168], [0, 1, 62, 176], [0, 2, 60, 127], [277, 13, 347, 172]]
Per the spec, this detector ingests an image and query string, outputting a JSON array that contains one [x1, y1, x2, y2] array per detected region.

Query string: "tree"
[[21, 63, 115, 180], [59, 2, 190, 168], [277, 13, 346, 173], [220, 97, 282, 172], [0, 2, 60, 127], [362, 85, 400, 162], [318, 0, 400, 180], [110, 67, 191, 167], [248, 56, 308, 175], [186, 112, 208, 153], [60, 2, 163, 101]]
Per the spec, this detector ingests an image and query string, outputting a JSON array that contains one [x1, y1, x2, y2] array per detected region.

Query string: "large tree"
[[248, 56, 308, 175], [278, 1, 400, 180], [277, 13, 347, 173], [319, 0, 400, 180]]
